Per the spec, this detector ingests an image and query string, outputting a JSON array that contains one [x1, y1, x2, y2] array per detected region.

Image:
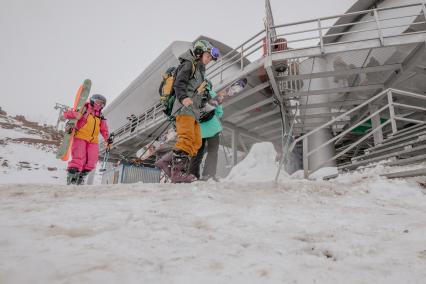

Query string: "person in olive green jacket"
[[166, 39, 220, 183], [189, 89, 223, 181]]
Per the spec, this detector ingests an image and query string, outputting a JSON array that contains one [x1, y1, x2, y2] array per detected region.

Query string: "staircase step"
[[381, 168, 426, 179], [367, 130, 426, 153], [386, 123, 426, 139], [353, 137, 426, 162], [383, 124, 426, 143], [384, 154, 426, 167], [339, 144, 426, 171]]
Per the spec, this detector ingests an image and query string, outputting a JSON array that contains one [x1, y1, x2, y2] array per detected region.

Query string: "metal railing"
[[205, 2, 426, 85], [288, 88, 426, 178], [270, 2, 426, 52], [205, 29, 266, 82], [112, 102, 167, 145]]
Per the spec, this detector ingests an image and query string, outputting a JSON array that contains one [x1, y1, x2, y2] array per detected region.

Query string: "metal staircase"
[[288, 88, 426, 179], [102, 1, 426, 181]]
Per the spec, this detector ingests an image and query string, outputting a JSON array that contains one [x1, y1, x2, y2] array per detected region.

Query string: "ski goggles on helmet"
[[92, 99, 106, 107], [210, 47, 220, 61]]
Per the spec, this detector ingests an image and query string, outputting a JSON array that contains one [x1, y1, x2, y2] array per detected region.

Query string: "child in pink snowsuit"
[[64, 94, 111, 185]]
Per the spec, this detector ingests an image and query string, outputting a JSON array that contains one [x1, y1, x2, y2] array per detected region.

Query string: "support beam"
[[288, 99, 367, 109], [270, 33, 426, 63], [296, 112, 346, 120], [260, 121, 349, 137], [239, 136, 249, 154], [231, 129, 239, 166], [222, 121, 266, 142], [224, 97, 275, 120], [277, 63, 401, 82], [223, 82, 270, 107], [283, 84, 383, 98], [386, 43, 425, 87], [252, 119, 281, 131], [264, 57, 283, 103], [369, 103, 383, 146], [412, 66, 426, 77], [294, 120, 350, 128], [238, 108, 281, 126], [265, 57, 290, 135]]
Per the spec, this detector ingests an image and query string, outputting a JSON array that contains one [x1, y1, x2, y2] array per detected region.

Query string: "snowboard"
[[204, 77, 248, 112], [200, 77, 248, 117], [56, 79, 92, 161], [220, 77, 248, 97], [138, 128, 176, 161]]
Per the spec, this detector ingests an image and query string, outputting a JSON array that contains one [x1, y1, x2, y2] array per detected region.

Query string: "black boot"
[[76, 170, 90, 185], [171, 150, 197, 183], [67, 167, 80, 185]]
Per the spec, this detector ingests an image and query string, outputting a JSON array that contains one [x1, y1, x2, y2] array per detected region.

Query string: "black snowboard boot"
[[67, 167, 80, 185], [171, 150, 197, 183], [76, 169, 90, 185]]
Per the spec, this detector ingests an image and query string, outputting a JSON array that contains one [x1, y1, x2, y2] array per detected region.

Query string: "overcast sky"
[[0, 0, 355, 124]]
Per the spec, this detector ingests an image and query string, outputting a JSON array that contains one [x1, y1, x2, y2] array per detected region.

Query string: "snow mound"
[[310, 167, 338, 180], [225, 142, 288, 182]]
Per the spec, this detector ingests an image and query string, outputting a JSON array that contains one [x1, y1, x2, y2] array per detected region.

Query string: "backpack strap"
[[175, 60, 197, 79], [190, 61, 197, 78]]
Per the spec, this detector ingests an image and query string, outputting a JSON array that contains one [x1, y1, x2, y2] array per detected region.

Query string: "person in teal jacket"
[[189, 89, 223, 180]]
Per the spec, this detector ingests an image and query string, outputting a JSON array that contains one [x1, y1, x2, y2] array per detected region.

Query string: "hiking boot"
[[67, 167, 80, 185], [154, 151, 173, 178], [171, 150, 197, 183], [76, 170, 90, 185]]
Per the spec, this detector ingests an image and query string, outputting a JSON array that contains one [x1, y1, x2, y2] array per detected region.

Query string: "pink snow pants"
[[67, 138, 99, 171]]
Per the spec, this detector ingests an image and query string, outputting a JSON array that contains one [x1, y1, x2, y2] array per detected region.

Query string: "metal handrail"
[[288, 88, 426, 178], [206, 38, 264, 78], [271, 2, 423, 29], [205, 2, 424, 84], [205, 30, 265, 74], [272, 2, 423, 50], [112, 102, 166, 144]]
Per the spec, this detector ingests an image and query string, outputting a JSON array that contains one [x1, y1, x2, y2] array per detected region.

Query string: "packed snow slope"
[[0, 111, 66, 183], [1, 141, 426, 283]]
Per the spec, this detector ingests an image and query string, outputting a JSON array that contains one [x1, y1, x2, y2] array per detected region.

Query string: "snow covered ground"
[[1, 144, 426, 283], [1, 174, 426, 283], [1, 113, 426, 283], [0, 114, 66, 184]]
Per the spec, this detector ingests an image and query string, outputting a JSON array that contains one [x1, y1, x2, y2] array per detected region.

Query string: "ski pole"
[[100, 149, 110, 172], [100, 133, 115, 172], [132, 106, 182, 150], [136, 119, 174, 160], [118, 106, 183, 163]]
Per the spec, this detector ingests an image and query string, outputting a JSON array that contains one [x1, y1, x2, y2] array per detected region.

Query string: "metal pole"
[[369, 103, 383, 145], [373, 9, 384, 46], [240, 45, 244, 70], [231, 129, 239, 166], [422, 3, 426, 20], [220, 56, 223, 83], [318, 19, 324, 54], [303, 138, 309, 178], [387, 89, 398, 134]]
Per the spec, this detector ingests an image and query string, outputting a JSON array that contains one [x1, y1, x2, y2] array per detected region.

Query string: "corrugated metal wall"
[[102, 164, 161, 184], [120, 165, 161, 184]]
